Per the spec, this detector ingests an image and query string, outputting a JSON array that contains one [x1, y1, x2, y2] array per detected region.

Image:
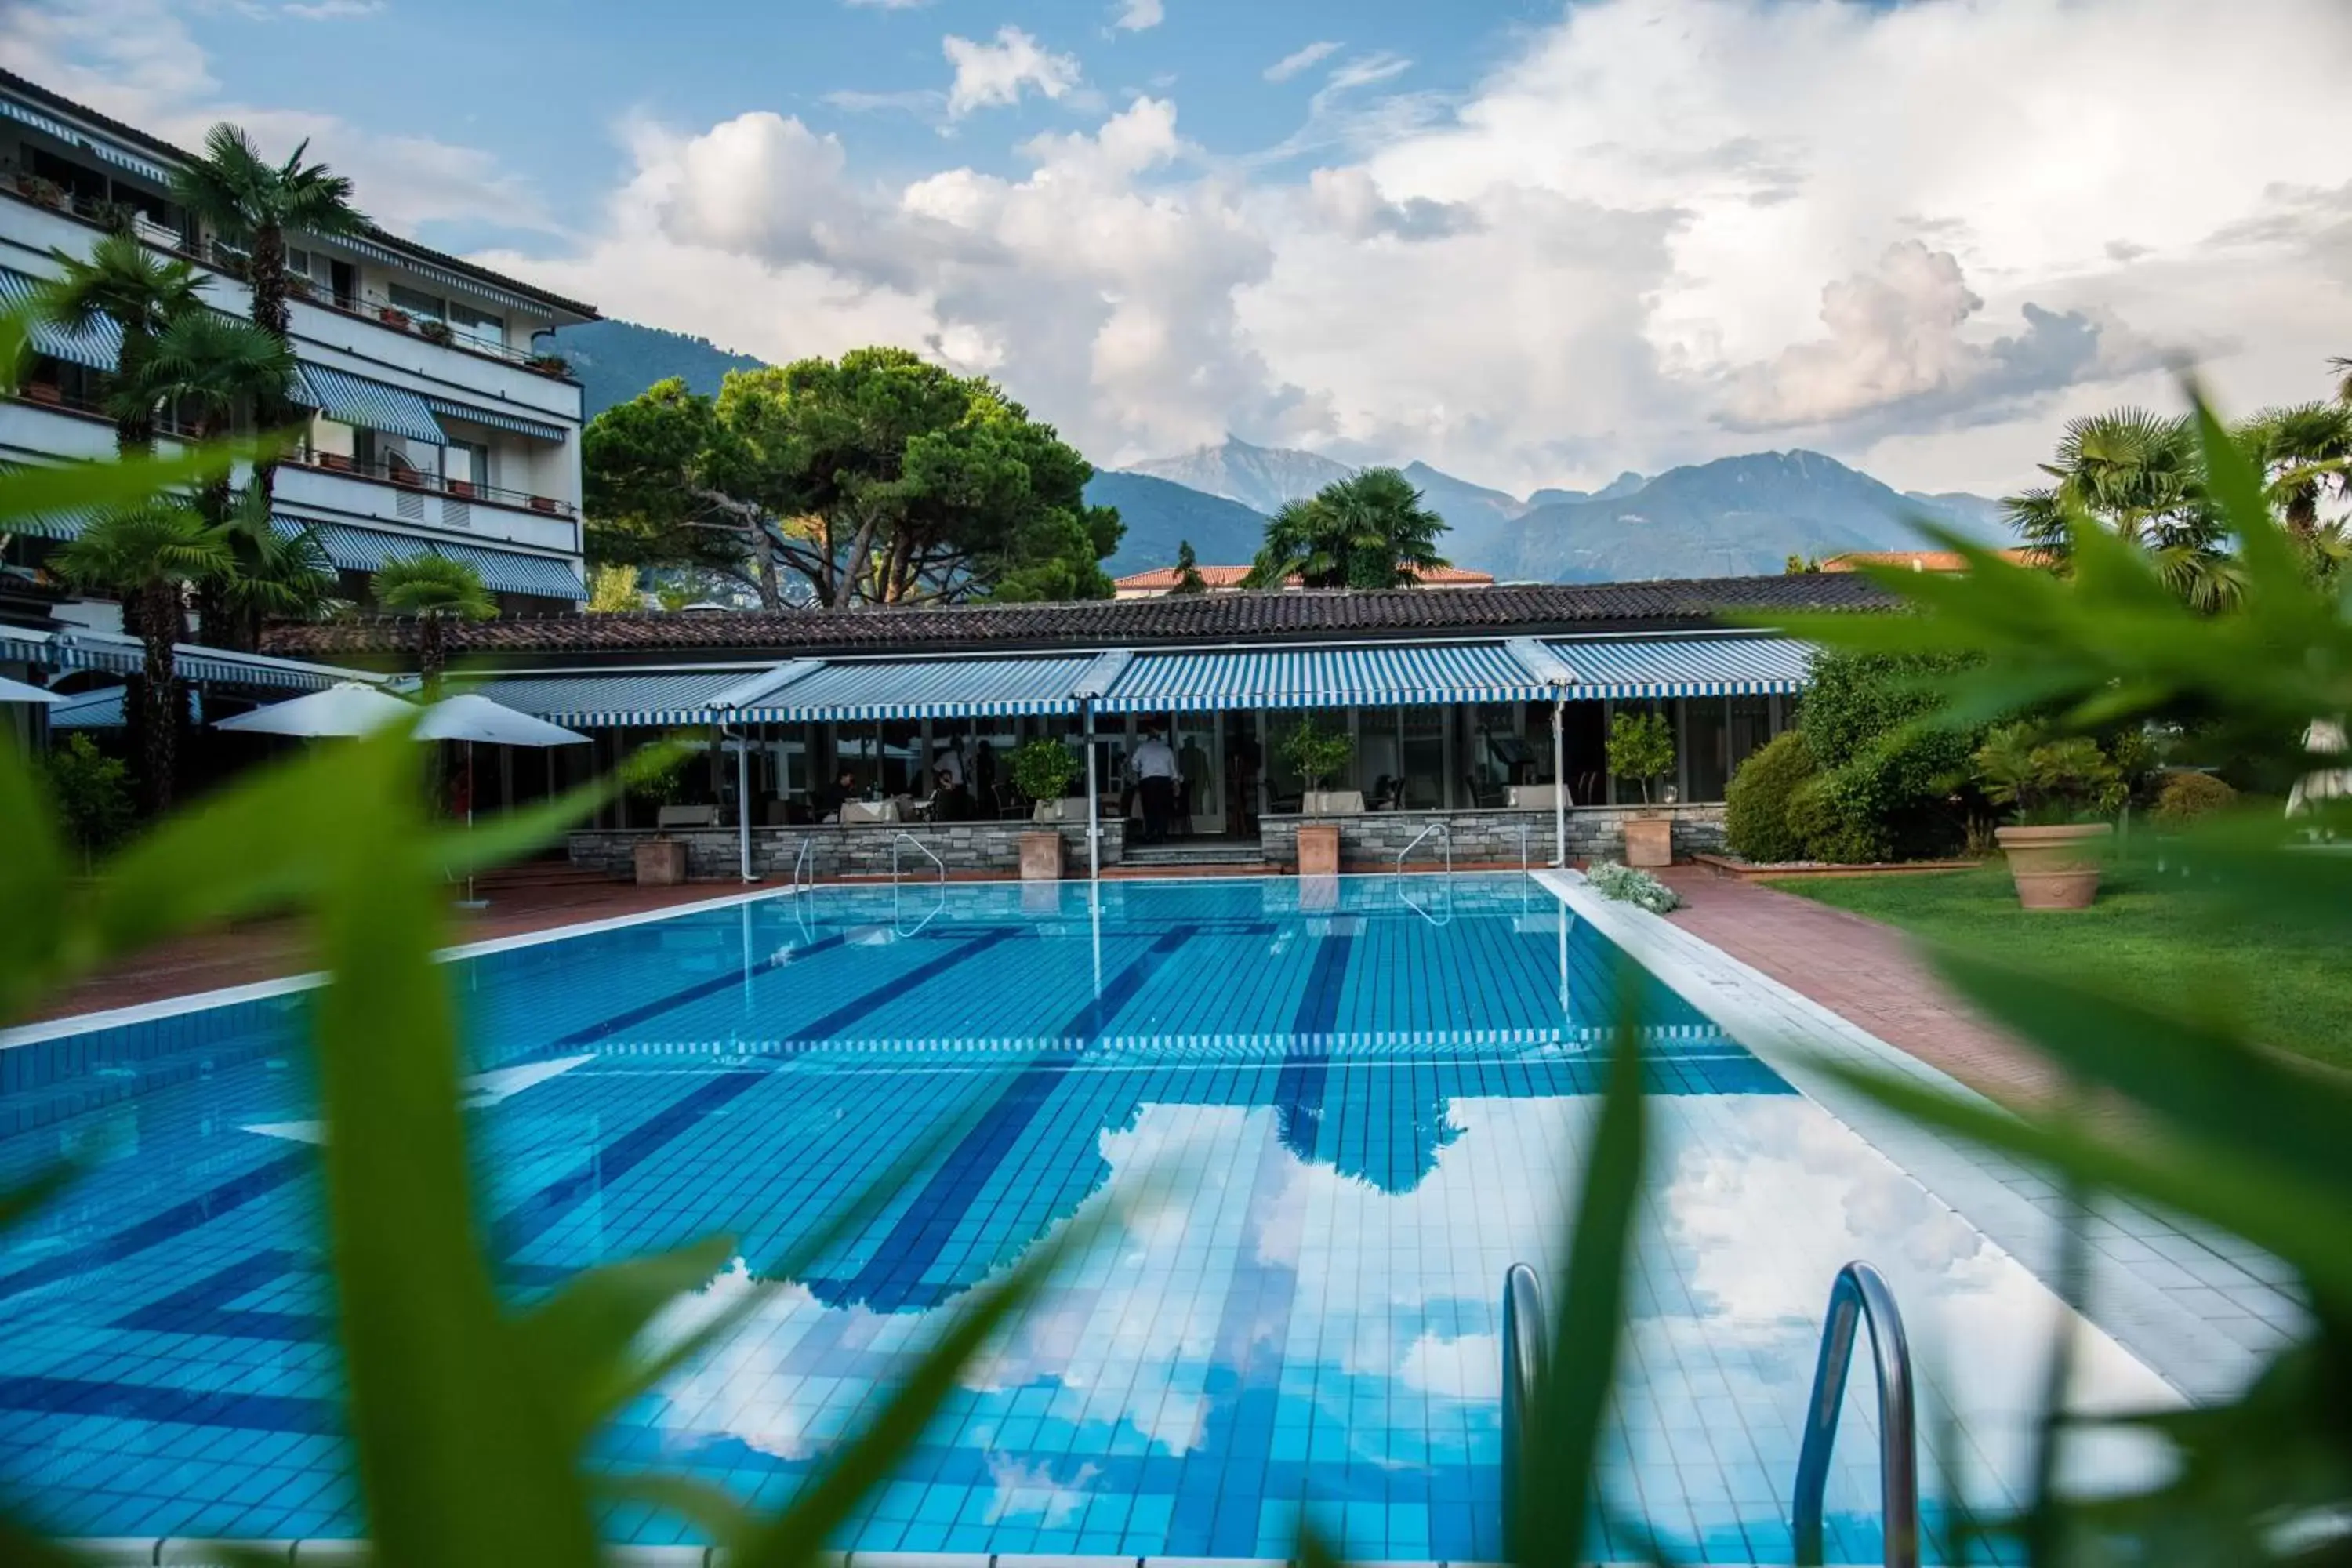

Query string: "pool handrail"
[[1500, 1260, 1548, 1548], [791, 833, 815, 895], [1396, 818, 1454, 876], [891, 831, 946, 887], [1792, 1260, 1920, 1568]]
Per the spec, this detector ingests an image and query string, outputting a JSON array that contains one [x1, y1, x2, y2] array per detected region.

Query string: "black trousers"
[[1139, 775, 1175, 842]]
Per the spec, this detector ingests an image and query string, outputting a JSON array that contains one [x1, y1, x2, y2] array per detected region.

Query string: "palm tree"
[[205, 485, 336, 652], [2003, 408, 2238, 606], [53, 503, 229, 814], [2240, 401, 2352, 537], [1246, 467, 1450, 589], [371, 555, 495, 694], [171, 124, 366, 503], [34, 230, 203, 452]]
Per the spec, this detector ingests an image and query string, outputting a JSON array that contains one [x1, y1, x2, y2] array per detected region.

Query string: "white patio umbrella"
[[2288, 717, 2352, 820], [0, 675, 60, 706], [413, 694, 589, 907], [212, 681, 416, 737]]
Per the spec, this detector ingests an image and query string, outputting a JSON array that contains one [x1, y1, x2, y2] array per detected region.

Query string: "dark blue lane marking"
[[111, 1248, 308, 1339], [1290, 927, 1356, 1038], [811, 929, 1192, 1313], [0, 1374, 336, 1435], [786, 927, 1022, 1044], [542, 929, 854, 1051], [495, 1069, 767, 1255], [0, 1149, 311, 1305]]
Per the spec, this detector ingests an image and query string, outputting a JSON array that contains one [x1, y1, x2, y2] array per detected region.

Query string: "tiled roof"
[[1113, 564, 1496, 590], [263, 573, 1896, 665]]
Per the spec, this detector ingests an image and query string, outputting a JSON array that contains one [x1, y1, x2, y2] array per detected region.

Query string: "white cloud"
[[1112, 0, 1164, 32], [1264, 39, 1341, 82], [278, 0, 379, 18], [942, 25, 1083, 118], [844, 0, 934, 9]]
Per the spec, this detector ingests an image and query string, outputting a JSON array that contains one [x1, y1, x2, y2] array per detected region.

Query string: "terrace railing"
[[292, 445, 575, 520]]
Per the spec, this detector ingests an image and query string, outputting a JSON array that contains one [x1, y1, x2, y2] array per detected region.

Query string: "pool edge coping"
[[1532, 867, 2300, 1406], [0, 883, 798, 1050]]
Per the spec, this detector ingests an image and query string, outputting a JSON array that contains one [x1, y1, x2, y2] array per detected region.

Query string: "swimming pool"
[[0, 874, 2173, 1561]]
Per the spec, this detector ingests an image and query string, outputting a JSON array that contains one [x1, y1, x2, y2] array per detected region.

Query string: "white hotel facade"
[[0, 67, 595, 621]]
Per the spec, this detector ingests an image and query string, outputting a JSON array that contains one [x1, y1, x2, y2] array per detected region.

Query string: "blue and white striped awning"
[[424, 394, 568, 444], [468, 670, 763, 728], [273, 518, 586, 601], [48, 684, 125, 730], [731, 655, 1102, 722], [1096, 642, 1555, 714], [0, 95, 172, 183], [292, 365, 445, 445], [1546, 635, 1811, 699], [0, 267, 125, 372], [0, 626, 379, 691], [432, 541, 585, 601]]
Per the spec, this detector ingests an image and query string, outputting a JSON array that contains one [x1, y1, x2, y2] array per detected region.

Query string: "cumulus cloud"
[[1722, 241, 2160, 432], [942, 25, 1083, 118], [1112, 0, 1164, 32], [278, 0, 379, 18], [1265, 40, 1341, 82]]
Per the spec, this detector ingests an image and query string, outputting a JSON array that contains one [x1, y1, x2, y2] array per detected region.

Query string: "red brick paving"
[[1655, 864, 2061, 1107], [20, 864, 743, 1025]]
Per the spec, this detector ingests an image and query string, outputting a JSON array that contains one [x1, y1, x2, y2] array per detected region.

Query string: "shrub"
[[1277, 716, 1354, 792], [1794, 648, 1987, 858], [1785, 772, 1889, 864], [39, 733, 133, 864], [2153, 768, 2238, 828], [1010, 739, 1082, 801], [1606, 709, 1676, 801], [1974, 724, 2127, 824], [1586, 858, 1682, 913], [1724, 730, 1817, 862]]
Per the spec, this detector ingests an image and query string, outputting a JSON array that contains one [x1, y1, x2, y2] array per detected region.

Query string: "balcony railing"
[[1, 176, 575, 382], [8, 379, 199, 438], [292, 444, 575, 519]]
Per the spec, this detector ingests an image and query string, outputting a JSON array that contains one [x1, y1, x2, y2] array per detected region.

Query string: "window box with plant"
[[418, 318, 454, 347], [377, 305, 411, 330], [527, 351, 570, 377], [1606, 708, 1679, 866], [1974, 724, 2129, 908]]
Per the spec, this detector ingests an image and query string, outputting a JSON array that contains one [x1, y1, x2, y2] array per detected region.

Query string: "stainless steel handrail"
[[791, 835, 815, 895], [1501, 1261, 1548, 1547], [891, 832, 946, 887], [1792, 1261, 1919, 1568], [1396, 818, 1454, 875]]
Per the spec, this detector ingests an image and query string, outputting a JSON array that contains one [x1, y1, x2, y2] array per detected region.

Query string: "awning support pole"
[[1552, 695, 1569, 868], [731, 725, 753, 884], [1084, 701, 1101, 883]]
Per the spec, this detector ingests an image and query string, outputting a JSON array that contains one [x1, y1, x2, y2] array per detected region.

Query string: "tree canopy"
[[583, 347, 1121, 608], [1245, 466, 1450, 589]]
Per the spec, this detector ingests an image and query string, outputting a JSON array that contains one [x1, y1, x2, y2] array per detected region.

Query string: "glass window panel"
[[1400, 707, 1446, 809], [1729, 695, 1776, 778], [1685, 697, 1730, 802]]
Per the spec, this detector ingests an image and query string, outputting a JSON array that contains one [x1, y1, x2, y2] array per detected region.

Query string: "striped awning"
[[1096, 642, 1555, 714], [729, 655, 1101, 722], [468, 670, 763, 728], [0, 626, 379, 691], [292, 365, 445, 444], [0, 96, 172, 183], [49, 684, 123, 729], [424, 394, 568, 444], [0, 268, 125, 372], [274, 519, 586, 601], [1545, 635, 1811, 699], [432, 541, 585, 601]]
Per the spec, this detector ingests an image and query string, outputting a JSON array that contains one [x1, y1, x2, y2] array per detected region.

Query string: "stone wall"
[[568, 818, 1126, 882], [1258, 804, 1726, 869]]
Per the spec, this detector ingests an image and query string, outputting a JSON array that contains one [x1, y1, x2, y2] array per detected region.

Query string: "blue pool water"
[[0, 874, 2169, 1560]]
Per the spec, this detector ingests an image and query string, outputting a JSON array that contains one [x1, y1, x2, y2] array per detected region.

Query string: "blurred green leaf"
[[308, 731, 593, 1568], [0, 1163, 78, 1235], [0, 433, 286, 525], [1512, 967, 1647, 1566], [0, 741, 69, 1023], [1927, 946, 2352, 1211], [515, 1232, 741, 1452], [597, 1471, 753, 1545], [1294, 1519, 1348, 1568]]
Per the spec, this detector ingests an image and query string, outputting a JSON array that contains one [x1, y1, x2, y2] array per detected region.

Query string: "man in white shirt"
[[1131, 724, 1179, 843]]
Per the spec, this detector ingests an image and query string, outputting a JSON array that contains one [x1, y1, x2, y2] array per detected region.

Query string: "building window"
[[1685, 697, 1731, 803], [387, 282, 446, 322], [448, 301, 505, 350]]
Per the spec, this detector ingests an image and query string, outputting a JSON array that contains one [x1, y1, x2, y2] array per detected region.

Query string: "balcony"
[[0, 177, 579, 383], [289, 445, 575, 520]]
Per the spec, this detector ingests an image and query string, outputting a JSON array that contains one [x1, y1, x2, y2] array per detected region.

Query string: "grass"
[[1766, 855, 2352, 1073]]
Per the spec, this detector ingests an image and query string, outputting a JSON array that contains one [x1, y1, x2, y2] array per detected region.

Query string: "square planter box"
[[1622, 815, 1673, 868], [1019, 830, 1065, 881], [1296, 822, 1341, 877], [633, 838, 688, 887]]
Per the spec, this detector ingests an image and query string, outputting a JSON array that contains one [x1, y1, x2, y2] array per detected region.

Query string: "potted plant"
[[1607, 709, 1678, 867], [528, 495, 561, 514], [624, 750, 691, 885], [20, 175, 63, 209], [1012, 739, 1083, 878], [419, 318, 454, 346], [1974, 724, 2124, 909], [317, 449, 353, 471], [446, 478, 477, 499], [1281, 717, 1359, 816], [528, 350, 572, 377], [378, 304, 412, 330]]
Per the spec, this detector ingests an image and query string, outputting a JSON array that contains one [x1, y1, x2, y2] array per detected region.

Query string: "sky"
[[6, 0, 2351, 499]]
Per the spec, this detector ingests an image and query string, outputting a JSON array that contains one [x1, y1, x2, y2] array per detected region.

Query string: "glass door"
[[1172, 713, 1223, 834]]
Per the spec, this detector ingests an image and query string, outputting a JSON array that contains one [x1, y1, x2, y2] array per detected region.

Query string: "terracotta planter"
[[1622, 814, 1673, 868], [1019, 830, 1065, 881], [529, 495, 560, 514], [1995, 822, 2111, 909], [23, 382, 60, 405], [317, 451, 352, 471], [446, 479, 477, 499], [633, 838, 688, 887], [1296, 822, 1341, 877]]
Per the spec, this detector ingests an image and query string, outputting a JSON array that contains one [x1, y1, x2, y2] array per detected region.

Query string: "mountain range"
[[555, 318, 2016, 584]]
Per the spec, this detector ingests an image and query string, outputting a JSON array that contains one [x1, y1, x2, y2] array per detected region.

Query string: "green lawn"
[[1766, 860, 2352, 1073]]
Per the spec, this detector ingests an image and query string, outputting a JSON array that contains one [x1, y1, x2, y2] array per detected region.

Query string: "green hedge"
[[1724, 730, 1816, 862]]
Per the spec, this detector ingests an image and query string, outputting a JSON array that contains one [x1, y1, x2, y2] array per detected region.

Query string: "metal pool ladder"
[[1499, 1261, 1547, 1543], [1396, 818, 1453, 875], [1793, 1260, 1920, 1568], [891, 831, 945, 886], [790, 834, 816, 895]]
